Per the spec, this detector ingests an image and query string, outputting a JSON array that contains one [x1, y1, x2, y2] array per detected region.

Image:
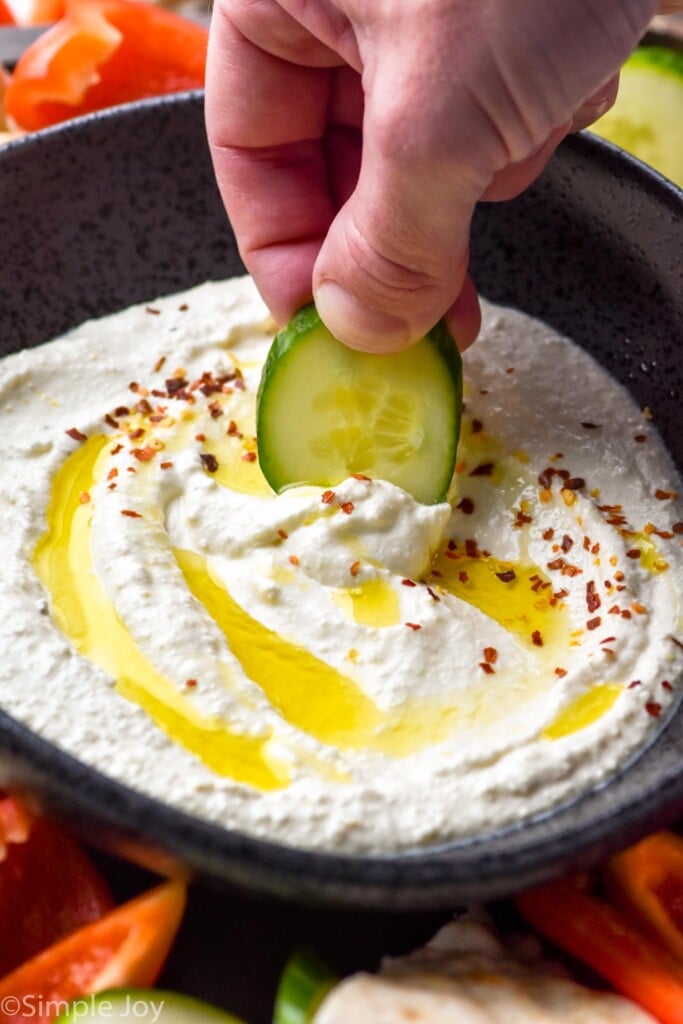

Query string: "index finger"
[[205, 2, 338, 322]]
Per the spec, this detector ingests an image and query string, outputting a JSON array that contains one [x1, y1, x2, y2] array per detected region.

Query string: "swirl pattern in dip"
[[0, 277, 681, 852]]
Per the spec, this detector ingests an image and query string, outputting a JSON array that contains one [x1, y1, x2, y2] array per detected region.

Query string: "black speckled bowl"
[[0, 93, 681, 909]]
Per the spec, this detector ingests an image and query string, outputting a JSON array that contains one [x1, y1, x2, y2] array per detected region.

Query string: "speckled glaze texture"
[[0, 93, 681, 908]]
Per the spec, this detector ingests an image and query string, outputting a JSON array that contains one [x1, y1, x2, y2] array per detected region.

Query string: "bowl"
[[0, 92, 681, 909]]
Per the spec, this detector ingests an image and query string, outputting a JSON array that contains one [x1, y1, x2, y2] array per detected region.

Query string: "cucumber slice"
[[273, 948, 338, 1024], [257, 305, 462, 505], [591, 45, 683, 187], [55, 989, 245, 1023]]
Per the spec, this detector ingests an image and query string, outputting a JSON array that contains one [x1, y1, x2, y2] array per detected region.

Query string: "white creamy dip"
[[0, 277, 681, 853]]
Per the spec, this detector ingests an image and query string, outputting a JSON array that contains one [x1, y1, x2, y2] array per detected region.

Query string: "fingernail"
[[314, 281, 411, 352]]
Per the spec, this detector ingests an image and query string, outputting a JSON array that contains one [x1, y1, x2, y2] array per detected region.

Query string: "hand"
[[206, 0, 661, 353]]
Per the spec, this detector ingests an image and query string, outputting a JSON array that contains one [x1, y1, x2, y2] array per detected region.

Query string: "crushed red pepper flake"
[[458, 571, 469, 583], [227, 420, 239, 436], [242, 451, 257, 463], [153, 355, 166, 373], [655, 489, 678, 501], [121, 509, 142, 518], [645, 702, 662, 718], [132, 446, 157, 462], [662, 681, 673, 691], [426, 586, 440, 602], [200, 453, 219, 473], [195, 433, 206, 442], [672, 522, 683, 535], [431, 569, 443, 578], [340, 501, 354, 515], [586, 616, 602, 630], [632, 602, 647, 615], [185, 678, 198, 688], [626, 548, 642, 559], [628, 680, 642, 688], [352, 473, 371, 481], [104, 413, 118, 429], [600, 636, 617, 645], [561, 534, 574, 553], [128, 428, 145, 441], [349, 561, 361, 577], [160, 461, 173, 470], [278, 529, 288, 540], [107, 468, 118, 481], [621, 610, 632, 619], [457, 497, 475, 514], [321, 490, 335, 504], [513, 509, 532, 527], [465, 539, 478, 558], [531, 630, 544, 647], [495, 570, 516, 583], [554, 667, 567, 677], [471, 419, 483, 434], [78, 491, 90, 504], [634, 434, 647, 443], [110, 443, 123, 455], [145, 306, 161, 315], [479, 662, 495, 674], [405, 622, 422, 631], [586, 581, 601, 613], [581, 421, 602, 429], [543, 528, 555, 541], [469, 462, 495, 477], [66, 427, 87, 442], [483, 646, 497, 664], [209, 401, 223, 419], [289, 555, 299, 566], [402, 578, 416, 587]]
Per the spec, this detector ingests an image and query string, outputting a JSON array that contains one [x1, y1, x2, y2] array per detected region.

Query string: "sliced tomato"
[[0, 0, 16, 25], [0, 880, 187, 1024], [0, 799, 113, 976], [5, 0, 208, 131], [606, 831, 683, 964]]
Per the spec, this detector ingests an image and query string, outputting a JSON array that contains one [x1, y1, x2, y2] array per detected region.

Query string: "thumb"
[[312, 55, 483, 353]]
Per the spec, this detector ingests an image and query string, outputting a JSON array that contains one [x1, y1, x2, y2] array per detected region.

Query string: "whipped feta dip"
[[0, 276, 680, 853]]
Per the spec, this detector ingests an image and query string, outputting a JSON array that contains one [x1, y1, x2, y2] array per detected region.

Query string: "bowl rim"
[[0, 92, 682, 907]]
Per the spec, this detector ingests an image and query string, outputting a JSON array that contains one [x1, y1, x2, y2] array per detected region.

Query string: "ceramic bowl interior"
[[0, 92, 681, 908]]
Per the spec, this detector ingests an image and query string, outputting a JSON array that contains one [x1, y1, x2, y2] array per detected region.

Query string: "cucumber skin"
[[55, 988, 245, 1023], [627, 45, 683, 79], [256, 305, 463, 503]]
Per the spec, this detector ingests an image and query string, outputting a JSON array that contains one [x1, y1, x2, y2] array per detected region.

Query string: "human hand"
[[206, 0, 661, 353]]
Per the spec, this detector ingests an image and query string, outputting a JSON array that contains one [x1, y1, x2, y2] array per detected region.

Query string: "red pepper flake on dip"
[[0, 276, 679, 858]]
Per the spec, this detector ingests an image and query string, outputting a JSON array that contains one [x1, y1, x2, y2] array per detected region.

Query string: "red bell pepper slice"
[[0, 0, 16, 25], [605, 831, 683, 964], [0, 796, 113, 976], [0, 880, 186, 1024], [516, 873, 683, 1024], [5, 0, 207, 131]]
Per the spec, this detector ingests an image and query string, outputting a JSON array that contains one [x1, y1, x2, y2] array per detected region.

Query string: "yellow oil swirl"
[[543, 684, 622, 740], [175, 549, 460, 756], [32, 438, 288, 790], [432, 548, 567, 647], [332, 577, 400, 628]]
